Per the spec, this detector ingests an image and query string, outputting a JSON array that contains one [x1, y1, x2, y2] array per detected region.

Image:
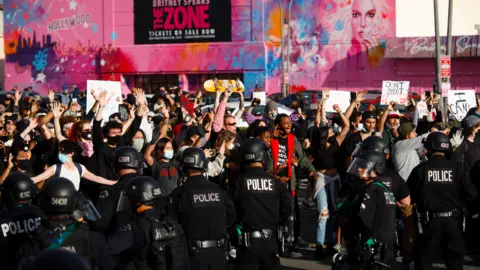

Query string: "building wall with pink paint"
[[3, 0, 480, 95]]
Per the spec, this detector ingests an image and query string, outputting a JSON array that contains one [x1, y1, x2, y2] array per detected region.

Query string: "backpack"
[[54, 163, 83, 178]]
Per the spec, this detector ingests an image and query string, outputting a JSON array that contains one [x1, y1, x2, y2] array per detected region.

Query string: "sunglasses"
[[226, 122, 236, 126]]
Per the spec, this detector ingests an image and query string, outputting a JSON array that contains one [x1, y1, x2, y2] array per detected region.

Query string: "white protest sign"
[[324, 90, 351, 112], [448, 90, 476, 121], [381, 81, 410, 105], [252, 92, 266, 104], [416, 101, 429, 119], [87, 80, 122, 122]]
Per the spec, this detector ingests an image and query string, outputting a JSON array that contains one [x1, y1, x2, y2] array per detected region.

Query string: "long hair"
[[70, 120, 90, 142], [311, 126, 330, 155]]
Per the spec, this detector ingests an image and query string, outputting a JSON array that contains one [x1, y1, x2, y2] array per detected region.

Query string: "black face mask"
[[327, 136, 336, 145], [17, 160, 31, 171], [166, 130, 173, 138], [81, 132, 92, 140], [107, 135, 124, 146]]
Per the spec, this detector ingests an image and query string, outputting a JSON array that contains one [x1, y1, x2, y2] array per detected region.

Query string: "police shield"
[[351, 142, 364, 158], [116, 191, 131, 212]]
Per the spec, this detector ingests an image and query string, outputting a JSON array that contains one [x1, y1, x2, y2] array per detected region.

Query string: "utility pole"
[[444, 0, 453, 122], [285, 0, 294, 97], [433, 0, 445, 121], [277, 0, 287, 98]]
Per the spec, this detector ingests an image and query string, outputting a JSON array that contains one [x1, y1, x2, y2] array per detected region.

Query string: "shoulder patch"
[[98, 190, 109, 199]]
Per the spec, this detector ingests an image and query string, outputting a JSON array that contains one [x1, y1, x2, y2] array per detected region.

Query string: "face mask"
[[132, 138, 145, 152], [107, 135, 124, 146], [268, 112, 277, 120], [164, 150, 174, 160], [166, 130, 173, 138], [78, 141, 94, 157], [327, 136, 336, 145], [81, 132, 92, 140], [356, 123, 364, 131], [228, 143, 235, 150], [58, 153, 69, 164], [17, 160, 31, 171]]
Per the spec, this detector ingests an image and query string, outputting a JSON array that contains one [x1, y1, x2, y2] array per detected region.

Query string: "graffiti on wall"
[[264, 0, 396, 92]]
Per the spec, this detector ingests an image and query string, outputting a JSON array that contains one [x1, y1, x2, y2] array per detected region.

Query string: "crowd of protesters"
[[1, 83, 480, 269]]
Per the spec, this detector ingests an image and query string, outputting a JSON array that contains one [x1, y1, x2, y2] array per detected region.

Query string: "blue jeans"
[[316, 180, 342, 247], [316, 187, 328, 246]]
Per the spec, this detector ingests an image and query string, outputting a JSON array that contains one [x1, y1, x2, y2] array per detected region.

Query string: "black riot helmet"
[[424, 132, 451, 153], [37, 177, 78, 214], [1, 172, 37, 205], [127, 176, 162, 205], [353, 136, 389, 157], [241, 138, 266, 164], [180, 147, 207, 172], [347, 150, 386, 179], [114, 146, 142, 172]]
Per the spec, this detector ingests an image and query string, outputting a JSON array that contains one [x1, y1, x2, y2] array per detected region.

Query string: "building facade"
[[3, 0, 480, 95]]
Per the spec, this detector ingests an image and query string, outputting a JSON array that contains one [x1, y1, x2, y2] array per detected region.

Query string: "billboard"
[[134, 0, 232, 44]]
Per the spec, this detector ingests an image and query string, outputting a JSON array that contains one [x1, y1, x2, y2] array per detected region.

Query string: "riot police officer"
[[407, 132, 478, 270], [105, 176, 190, 270], [337, 151, 396, 269], [168, 147, 236, 270], [354, 136, 411, 205], [234, 138, 291, 270], [19, 249, 90, 270], [94, 146, 142, 234], [0, 172, 46, 270], [16, 177, 114, 269]]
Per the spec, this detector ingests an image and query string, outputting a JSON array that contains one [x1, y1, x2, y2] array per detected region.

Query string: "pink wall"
[[4, 0, 480, 95]]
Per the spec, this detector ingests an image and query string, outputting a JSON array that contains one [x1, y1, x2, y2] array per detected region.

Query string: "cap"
[[398, 123, 416, 138], [433, 122, 452, 131], [388, 110, 401, 118], [362, 110, 376, 120], [463, 115, 480, 129]]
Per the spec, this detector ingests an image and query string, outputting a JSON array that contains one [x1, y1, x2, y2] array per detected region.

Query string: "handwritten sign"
[[448, 90, 476, 121], [252, 92, 266, 104], [86, 80, 122, 123], [381, 81, 410, 105], [416, 101, 429, 119], [324, 90, 351, 112]]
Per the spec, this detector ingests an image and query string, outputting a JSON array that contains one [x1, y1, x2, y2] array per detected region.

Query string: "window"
[[132, 74, 179, 94]]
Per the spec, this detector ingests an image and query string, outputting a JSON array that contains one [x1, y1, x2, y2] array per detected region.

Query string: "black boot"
[[315, 245, 327, 261]]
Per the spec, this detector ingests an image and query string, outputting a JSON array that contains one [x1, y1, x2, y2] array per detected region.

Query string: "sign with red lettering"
[[441, 55, 451, 78], [134, 0, 232, 44]]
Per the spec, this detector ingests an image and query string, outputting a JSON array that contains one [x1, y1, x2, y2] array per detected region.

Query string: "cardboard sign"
[[448, 90, 476, 121], [324, 90, 351, 112], [252, 92, 266, 104], [381, 81, 410, 105], [86, 80, 122, 122], [416, 101, 429, 119]]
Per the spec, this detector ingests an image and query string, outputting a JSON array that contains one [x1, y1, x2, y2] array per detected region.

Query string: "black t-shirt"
[[343, 132, 364, 156], [313, 137, 340, 170], [276, 136, 289, 178], [377, 169, 410, 201]]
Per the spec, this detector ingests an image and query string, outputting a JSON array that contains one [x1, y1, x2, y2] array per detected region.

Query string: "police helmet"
[[347, 150, 386, 177], [37, 177, 78, 214], [241, 138, 266, 164], [2, 172, 36, 204], [27, 249, 90, 270], [127, 176, 162, 204], [424, 132, 451, 153], [361, 136, 388, 156], [114, 146, 142, 172], [180, 147, 207, 171]]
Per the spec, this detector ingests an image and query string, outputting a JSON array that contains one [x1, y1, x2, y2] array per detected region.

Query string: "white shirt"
[[58, 164, 86, 191]]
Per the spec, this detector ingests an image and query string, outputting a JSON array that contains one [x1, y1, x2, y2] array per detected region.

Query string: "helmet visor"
[[116, 191, 131, 212], [347, 158, 376, 178], [351, 142, 364, 158], [77, 194, 101, 221]]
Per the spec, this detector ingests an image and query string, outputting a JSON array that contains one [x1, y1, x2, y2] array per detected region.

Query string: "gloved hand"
[[398, 204, 413, 218]]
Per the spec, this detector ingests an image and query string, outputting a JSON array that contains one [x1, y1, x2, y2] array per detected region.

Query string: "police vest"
[[135, 216, 190, 270]]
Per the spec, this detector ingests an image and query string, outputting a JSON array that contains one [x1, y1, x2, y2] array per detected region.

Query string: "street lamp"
[[277, 0, 287, 98]]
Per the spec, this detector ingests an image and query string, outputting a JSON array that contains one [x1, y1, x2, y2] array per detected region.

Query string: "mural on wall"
[[265, 0, 396, 92]]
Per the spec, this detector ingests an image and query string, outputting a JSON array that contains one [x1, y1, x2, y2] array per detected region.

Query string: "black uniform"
[[16, 218, 115, 269], [234, 167, 291, 270], [407, 155, 477, 270], [94, 172, 138, 234], [106, 208, 190, 270], [168, 174, 236, 270], [0, 204, 46, 270]]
